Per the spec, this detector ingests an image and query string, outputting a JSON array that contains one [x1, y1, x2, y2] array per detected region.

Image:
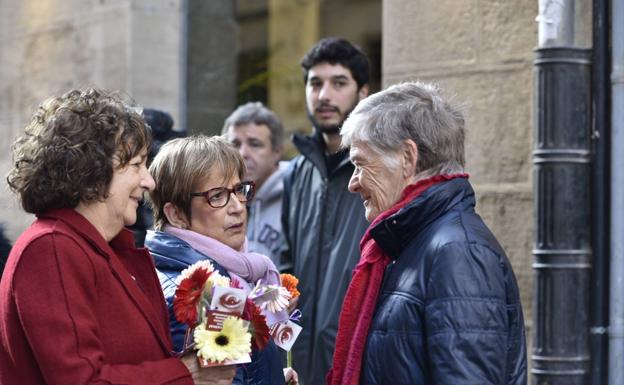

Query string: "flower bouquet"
[[278, 273, 301, 373], [173, 260, 300, 367]]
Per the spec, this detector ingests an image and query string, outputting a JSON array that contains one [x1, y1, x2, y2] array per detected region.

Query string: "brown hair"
[[148, 135, 246, 230], [7, 88, 151, 214]]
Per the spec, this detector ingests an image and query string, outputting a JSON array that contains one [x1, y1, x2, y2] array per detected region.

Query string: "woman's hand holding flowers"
[[181, 354, 236, 385]]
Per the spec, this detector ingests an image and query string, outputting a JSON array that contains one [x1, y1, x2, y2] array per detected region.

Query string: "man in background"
[[223, 102, 289, 270], [282, 37, 371, 384]]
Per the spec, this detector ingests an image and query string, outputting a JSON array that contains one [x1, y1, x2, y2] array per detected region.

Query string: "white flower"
[[205, 272, 231, 293], [249, 283, 292, 313], [264, 286, 292, 313], [194, 318, 251, 363], [176, 260, 216, 284]]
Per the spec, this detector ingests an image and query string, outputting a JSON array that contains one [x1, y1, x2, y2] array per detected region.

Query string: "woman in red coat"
[[0, 88, 235, 385]]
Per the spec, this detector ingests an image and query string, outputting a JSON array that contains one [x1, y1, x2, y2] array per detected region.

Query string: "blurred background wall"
[[0, 0, 186, 240]]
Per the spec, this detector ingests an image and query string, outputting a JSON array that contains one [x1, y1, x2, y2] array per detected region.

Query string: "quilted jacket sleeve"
[[425, 241, 511, 385]]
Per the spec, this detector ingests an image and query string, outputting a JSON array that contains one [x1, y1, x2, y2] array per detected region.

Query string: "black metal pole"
[[590, 0, 611, 383], [532, 47, 592, 384]]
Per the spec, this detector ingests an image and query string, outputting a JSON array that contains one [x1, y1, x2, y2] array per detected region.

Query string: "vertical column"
[[590, 1, 610, 384], [532, 47, 591, 384], [609, 0, 624, 384], [185, 0, 237, 135]]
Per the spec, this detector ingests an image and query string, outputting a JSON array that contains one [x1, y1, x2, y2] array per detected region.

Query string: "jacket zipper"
[[310, 177, 328, 360]]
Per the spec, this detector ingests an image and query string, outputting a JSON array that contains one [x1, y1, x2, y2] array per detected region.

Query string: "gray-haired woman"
[[327, 81, 527, 385]]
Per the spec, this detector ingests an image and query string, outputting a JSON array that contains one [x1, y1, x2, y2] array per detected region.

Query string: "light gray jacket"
[[247, 161, 289, 271]]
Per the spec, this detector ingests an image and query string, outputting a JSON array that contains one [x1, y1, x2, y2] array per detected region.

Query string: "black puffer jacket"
[[361, 177, 527, 385], [282, 133, 369, 385]]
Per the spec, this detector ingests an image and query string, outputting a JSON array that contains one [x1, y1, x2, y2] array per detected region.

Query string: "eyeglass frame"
[[190, 181, 256, 208]]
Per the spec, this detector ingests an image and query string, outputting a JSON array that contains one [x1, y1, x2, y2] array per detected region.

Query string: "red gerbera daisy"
[[242, 299, 270, 351], [173, 267, 212, 327]]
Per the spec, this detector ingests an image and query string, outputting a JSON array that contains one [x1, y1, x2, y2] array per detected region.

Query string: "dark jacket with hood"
[[361, 177, 527, 385], [282, 132, 369, 385], [145, 230, 285, 385]]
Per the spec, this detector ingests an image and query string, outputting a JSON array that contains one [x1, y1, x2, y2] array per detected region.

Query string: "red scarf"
[[326, 173, 468, 385]]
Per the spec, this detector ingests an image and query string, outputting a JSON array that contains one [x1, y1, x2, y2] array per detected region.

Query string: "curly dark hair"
[[7, 88, 152, 214], [301, 37, 370, 90]]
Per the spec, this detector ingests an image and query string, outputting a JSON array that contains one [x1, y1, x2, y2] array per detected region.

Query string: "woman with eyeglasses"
[[145, 135, 288, 385]]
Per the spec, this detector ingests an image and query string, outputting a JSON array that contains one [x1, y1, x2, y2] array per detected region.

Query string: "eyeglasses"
[[190, 181, 256, 208]]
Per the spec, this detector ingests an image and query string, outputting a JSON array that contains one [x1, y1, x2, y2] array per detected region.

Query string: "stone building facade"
[[382, 0, 537, 329]]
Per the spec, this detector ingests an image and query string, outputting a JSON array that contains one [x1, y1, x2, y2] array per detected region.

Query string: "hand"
[[287, 297, 299, 315], [283, 367, 299, 385], [181, 354, 236, 385]]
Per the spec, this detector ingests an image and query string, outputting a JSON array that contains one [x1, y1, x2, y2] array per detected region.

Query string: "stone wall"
[[267, 0, 381, 136], [382, 0, 536, 328], [0, 0, 185, 241]]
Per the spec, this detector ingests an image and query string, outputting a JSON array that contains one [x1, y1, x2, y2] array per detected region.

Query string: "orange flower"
[[280, 273, 300, 299]]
